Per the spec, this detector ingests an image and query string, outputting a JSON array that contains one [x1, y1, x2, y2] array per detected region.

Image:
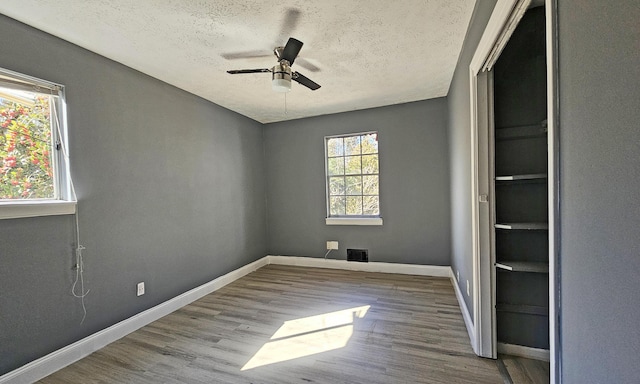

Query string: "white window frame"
[[0, 67, 75, 220], [324, 131, 383, 226]]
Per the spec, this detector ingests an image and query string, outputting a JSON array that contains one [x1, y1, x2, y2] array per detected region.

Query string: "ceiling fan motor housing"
[[272, 61, 292, 92]]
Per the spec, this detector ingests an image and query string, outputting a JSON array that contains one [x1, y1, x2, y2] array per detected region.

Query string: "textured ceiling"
[[0, 0, 476, 123]]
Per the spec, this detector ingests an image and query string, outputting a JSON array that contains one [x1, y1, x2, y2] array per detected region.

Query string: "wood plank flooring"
[[500, 354, 550, 384], [39, 265, 508, 384]]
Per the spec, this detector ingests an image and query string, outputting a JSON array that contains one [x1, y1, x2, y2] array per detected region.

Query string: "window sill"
[[0, 200, 76, 220], [325, 217, 383, 226]]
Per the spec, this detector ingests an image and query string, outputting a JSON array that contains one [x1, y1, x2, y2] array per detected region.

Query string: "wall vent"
[[347, 249, 368, 262]]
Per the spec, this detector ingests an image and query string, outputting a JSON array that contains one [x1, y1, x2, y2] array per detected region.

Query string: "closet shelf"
[[496, 303, 549, 317], [495, 122, 548, 141], [495, 173, 547, 181], [495, 222, 548, 230], [495, 261, 549, 273]]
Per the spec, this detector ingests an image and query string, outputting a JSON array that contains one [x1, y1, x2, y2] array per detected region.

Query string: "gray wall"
[[447, 0, 497, 312], [7, 1, 640, 381], [0, 15, 267, 375], [558, 1, 640, 382], [264, 99, 451, 265]]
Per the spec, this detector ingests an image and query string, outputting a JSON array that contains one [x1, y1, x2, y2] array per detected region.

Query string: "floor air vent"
[[347, 249, 368, 262]]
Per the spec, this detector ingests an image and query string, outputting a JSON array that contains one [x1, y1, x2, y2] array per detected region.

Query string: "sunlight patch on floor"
[[242, 305, 370, 370]]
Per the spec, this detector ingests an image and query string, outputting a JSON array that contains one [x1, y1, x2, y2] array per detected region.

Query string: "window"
[[0, 67, 74, 219], [325, 132, 382, 225]]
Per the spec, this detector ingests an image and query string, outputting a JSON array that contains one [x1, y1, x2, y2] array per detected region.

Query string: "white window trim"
[[0, 67, 76, 220], [324, 131, 382, 225], [0, 200, 76, 220], [325, 217, 383, 226]]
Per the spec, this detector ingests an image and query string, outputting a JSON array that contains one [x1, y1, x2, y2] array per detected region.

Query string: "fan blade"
[[277, 8, 302, 43], [227, 69, 271, 74], [222, 51, 272, 60], [281, 38, 303, 65], [295, 57, 321, 72], [292, 72, 321, 90]]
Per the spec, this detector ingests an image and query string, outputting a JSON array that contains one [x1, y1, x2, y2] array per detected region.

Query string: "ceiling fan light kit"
[[271, 62, 292, 92]]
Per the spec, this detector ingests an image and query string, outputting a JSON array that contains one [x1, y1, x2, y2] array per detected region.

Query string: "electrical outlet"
[[137, 282, 145, 296], [456, 270, 460, 282], [326, 241, 339, 250], [466, 280, 470, 296]]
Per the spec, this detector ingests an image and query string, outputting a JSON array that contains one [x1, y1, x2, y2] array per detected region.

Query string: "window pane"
[[363, 196, 380, 215], [330, 196, 346, 216], [344, 135, 361, 156], [1, 92, 55, 199], [361, 133, 378, 154], [329, 177, 345, 195], [344, 156, 361, 175], [327, 137, 344, 157], [325, 132, 380, 219], [327, 157, 344, 176], [363, 175, 379, 195], [362, 154, 378, 174], [345, 176, 362, 195], [346, 196, 363, 215]]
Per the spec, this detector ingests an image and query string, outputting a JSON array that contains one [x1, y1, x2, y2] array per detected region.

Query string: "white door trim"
[[468, 0, 559, 382], [545, 1, 561, 382], [469, 0, 528, 359]]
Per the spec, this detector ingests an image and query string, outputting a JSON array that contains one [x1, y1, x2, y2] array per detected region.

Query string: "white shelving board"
[[495, 173, 547, 181], [495, 261, 549, 273], [495, 222, 549, 230]]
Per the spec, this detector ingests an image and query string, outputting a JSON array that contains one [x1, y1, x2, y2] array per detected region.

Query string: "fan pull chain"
[[284, 92, 287, 115]]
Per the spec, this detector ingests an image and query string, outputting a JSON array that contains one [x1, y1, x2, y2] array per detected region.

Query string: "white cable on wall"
[[52, 101, 89, 324], [71, 212, 88, 324]]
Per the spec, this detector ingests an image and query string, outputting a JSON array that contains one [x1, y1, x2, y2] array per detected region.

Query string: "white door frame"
[[468, 0, 560, 382]]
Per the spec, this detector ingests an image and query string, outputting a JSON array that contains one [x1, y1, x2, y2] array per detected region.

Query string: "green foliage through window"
[[0, 88, 55, 199], [326, 132, 379, 217]]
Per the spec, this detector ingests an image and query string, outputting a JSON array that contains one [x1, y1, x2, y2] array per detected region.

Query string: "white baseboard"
[[498, 342, 550, 362], [266, 255, 451, 277], [449, 268, 477, 353], [1, 255, 454, 384], [0, 257, 269, 384]]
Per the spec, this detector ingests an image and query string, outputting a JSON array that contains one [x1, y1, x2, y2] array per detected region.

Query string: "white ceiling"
[[0, 0, 476, 123]]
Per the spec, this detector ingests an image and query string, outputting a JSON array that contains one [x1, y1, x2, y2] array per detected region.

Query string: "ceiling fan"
[[227, 37, 321, 93]]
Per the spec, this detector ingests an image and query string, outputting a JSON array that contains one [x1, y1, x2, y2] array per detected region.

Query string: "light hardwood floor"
[[500, 354, 550, 384], [39, 264, 508, 384]]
